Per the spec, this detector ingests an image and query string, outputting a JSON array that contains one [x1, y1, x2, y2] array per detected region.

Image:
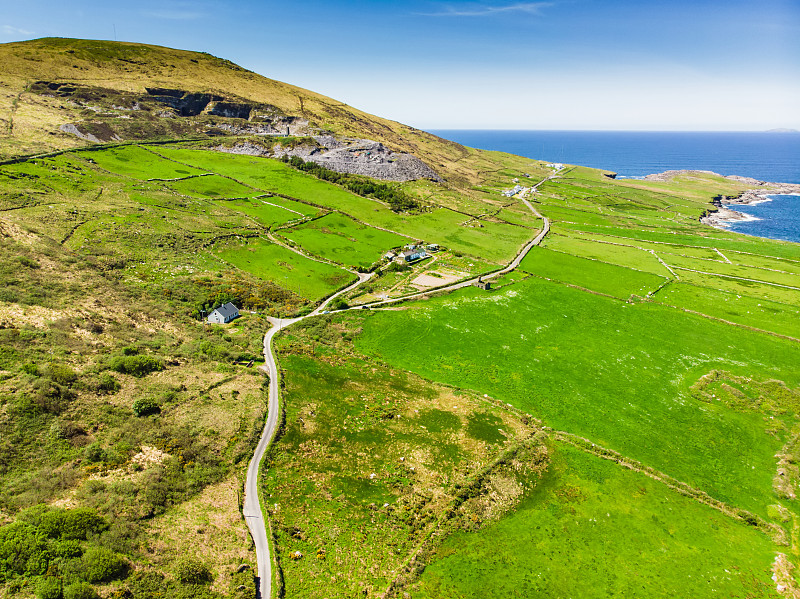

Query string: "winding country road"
[[242, 174, 555, 599]]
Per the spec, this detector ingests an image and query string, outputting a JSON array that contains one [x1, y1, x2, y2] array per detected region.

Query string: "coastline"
[[643, 171, 800, 231]]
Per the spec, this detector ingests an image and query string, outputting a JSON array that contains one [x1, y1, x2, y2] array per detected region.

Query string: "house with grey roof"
[[207, 302, 240, 324]]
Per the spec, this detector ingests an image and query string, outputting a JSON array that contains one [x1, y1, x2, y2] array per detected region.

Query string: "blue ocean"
[[723, 195, 800, 243], [431, 130, 800, 243]]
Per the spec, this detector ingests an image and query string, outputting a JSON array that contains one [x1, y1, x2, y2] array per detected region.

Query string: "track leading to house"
[[242, 175, 553, 599]]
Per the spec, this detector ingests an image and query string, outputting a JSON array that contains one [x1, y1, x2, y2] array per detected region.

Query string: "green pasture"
[[216, 196, 316, 228], [519, 247, 668, 298], [263, 343, 541, 599], [661, 252, 800, 287], [281, 212, 407, 268], [726, 250, 800, 276], [541, 233, 672, 276], [165, 174, 259, 199], [148, 147, 538, 264], [356, 278, 800, 516], [652, 282, 800, 339], [412, 444, 781, 599], [674, 269, 800, 306], [214, 237, 353, 300], [82, 145, 206, 180], [558, 222, 800, 260], [151, 147, 380, 211]]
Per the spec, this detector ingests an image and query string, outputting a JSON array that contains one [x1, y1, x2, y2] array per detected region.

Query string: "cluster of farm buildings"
[[384, 242, 439, 264]]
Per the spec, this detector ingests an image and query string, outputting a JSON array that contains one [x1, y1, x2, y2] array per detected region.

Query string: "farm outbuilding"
[[207, 302, 240, 324]]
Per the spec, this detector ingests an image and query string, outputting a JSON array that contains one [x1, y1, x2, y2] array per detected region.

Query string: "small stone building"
[[207, 302, 240, 324], [474, 277, 491, 291]]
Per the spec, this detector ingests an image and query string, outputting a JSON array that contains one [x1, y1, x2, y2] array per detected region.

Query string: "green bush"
[[174, 556, 213, 585], [109, 355, 164, 377], [63, 582, 100, 599], [80, 546, 127, 583], [47, 364, 78, 386], [97, 373, 121, 393], [38, 508, 107, 540], [0, 521, 50, 578], [36, 577, 62, 599], [132, 397, 161, 417]]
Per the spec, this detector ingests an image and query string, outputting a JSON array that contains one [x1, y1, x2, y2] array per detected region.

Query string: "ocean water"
[[722, 195, 800, 243], [429, 130, 800, 184], [430, 130, 800, 243]]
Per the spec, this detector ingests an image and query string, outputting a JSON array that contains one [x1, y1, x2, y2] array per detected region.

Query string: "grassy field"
[[356, 279, 800, 518], [652, 282, 800, 339], [263, 319, 547, 599], [519, 247, 669, 298], [411, 443, 781, 599], [166, 174, 261, 199], [280, 212, 407, 268], [82, 145, 208, 180], [214, 237, 354, 300]]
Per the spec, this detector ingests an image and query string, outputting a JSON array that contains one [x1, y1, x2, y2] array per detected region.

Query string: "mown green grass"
[[558, 222, 800, 260], [214, 237, 353, 300], [280, 212, 407, 268], [81, 145, 206, 180], [411, 444, 780, 599], [264, 335, 543, 599], [218, 196, 319, 228], [660, 252, 800, 288], [166, 174, 259, 199], [674, 269, 800, 306], [356, 279, 800, 516], [151, 147, 378, 210], [150, 148, 537, 263], [542, 233, 672, 277], [519, 247, 668, 298], [652, 282, 800, 339]]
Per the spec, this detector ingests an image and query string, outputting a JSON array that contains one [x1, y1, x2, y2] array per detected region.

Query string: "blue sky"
[[2, 0, 799, 130]]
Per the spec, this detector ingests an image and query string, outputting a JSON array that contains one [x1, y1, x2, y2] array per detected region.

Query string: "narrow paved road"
[[242, 272, 373, 598], [243, 174, 554, 599]]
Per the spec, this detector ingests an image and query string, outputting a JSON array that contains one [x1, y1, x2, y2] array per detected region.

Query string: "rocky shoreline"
[[644, 170, 800, 230]]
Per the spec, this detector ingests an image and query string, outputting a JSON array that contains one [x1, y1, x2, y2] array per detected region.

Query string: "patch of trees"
[[282, 155, 421, 213], [0, 506, 125, 597]]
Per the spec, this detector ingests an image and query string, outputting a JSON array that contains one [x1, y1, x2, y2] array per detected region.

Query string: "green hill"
[[0, 38, 798, 599]]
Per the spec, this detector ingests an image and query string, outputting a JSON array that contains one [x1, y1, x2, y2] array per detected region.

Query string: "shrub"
[[109, 355, 164, 377], [97, 373, 121, 393], [132, 397, 161, 417], [39, 508, 107, 540], [174, 556, 213, 585], [80, 546, 127, 583], [63, 582, 100, 599], [36, 577, 62, 599], [48, 364, 78, 386]]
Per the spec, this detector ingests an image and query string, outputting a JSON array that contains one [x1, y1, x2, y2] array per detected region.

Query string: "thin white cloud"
[[421, 2, 553, 17], [1, 25, 35, 36]]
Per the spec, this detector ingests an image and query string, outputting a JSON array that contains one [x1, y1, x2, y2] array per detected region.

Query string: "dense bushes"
[[109, 355, 164, 377], [79, 546, 127, 583], [282, 155, 421, 212], [132, 397, 161, 417], [0, 507, 121, 594], [63, 581, 100, 599]]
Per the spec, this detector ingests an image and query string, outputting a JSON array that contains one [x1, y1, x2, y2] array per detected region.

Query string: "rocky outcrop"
[[213, 136, 441, 182], [278, 137, 442, 182], [59, 123, 121, 143]]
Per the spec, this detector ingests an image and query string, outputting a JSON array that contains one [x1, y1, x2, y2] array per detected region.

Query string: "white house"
[[207, 302, 240, 324]]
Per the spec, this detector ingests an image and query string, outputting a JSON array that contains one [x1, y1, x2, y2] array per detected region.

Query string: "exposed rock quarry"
[[216, 136, 441, 182]]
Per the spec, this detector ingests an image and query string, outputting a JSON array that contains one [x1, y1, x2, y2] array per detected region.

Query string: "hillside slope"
[[0, 38, 476, 181]]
